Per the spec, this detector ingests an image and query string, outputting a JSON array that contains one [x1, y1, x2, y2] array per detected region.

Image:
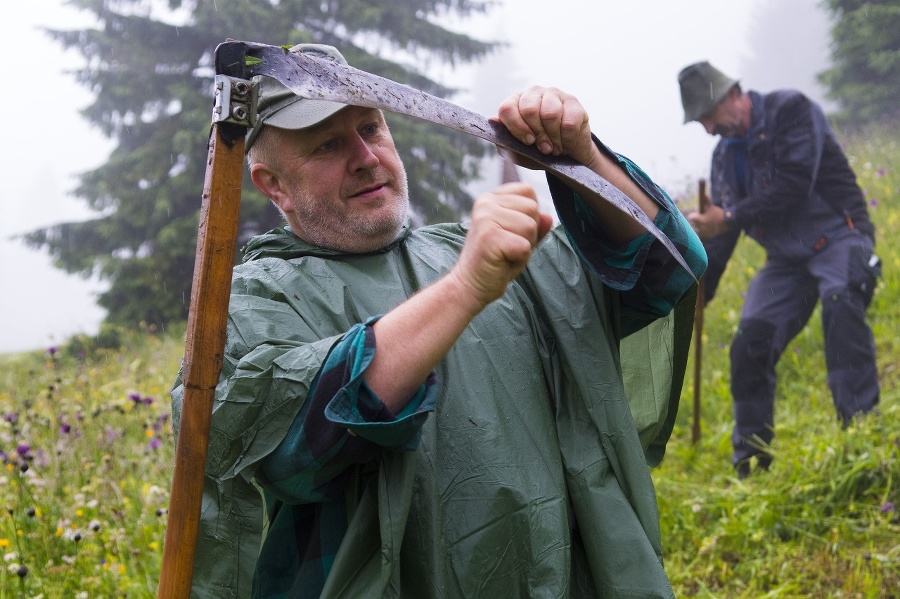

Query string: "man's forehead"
[[304, 105, 383, 133]]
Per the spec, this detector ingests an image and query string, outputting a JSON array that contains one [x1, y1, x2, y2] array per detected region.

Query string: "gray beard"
[[291, 162, 409, 253]]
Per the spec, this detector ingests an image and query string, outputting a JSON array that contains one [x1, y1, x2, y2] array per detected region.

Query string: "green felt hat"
[[678, 61, 739, 124]]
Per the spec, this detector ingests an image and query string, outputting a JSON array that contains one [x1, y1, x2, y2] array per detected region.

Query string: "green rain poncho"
[[172, 163, 706, 598]]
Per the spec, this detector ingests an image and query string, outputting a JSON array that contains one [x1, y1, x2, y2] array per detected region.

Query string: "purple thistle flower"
[[128, 392, 143, 404], [881, 502, 895, 514], [59, 423, 72, 434], [869, 198, 878, 208], [16, 444, 31, 456], [142, 396, 155, 406], [876, 168, 886, 177], [148, 438, 163, 451], [3, 413, 17, 424], [46, 346, 59, 356]]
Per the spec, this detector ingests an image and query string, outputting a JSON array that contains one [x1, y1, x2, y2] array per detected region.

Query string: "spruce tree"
[[27, 0, 495, 329], [819, 0, 900, 127]]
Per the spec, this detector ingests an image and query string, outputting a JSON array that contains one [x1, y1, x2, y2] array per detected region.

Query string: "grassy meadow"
[[656, 129, 900, 598], [0, 130, 897, 597]]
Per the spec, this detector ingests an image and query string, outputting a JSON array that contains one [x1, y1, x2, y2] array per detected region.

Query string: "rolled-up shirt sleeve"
[[547, 139, 707, 335], [258, 317, 439, 505]]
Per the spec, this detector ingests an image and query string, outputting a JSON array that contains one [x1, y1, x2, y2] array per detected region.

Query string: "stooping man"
[[678, 61, 880, 477], [172, 43, 706, 598]]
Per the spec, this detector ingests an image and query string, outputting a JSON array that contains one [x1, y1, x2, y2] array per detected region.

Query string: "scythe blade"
[[226, 41, 695, 279]]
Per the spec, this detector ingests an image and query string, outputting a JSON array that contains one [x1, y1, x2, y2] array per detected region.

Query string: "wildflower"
[[0, 539, 9, 548], [16, 445, 32, 460], [152, 413, 170, 433], [128, 392, 143, 405], [46, 346, 58, 356], [143, 396, 155, 406], [59, 423, 71, 435], [869, 198, 878, 208], [881, 502, 895, 514], [148, 438, 163, 451], [16, 565, 27, 578], [3, 552, 16, 562], [143, 484, 167, 503], [3, 413, 17, 425], [876, 167, 886, 177]]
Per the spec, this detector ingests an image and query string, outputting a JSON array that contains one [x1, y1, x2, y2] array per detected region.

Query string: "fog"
[[0, 0, 830, 353]]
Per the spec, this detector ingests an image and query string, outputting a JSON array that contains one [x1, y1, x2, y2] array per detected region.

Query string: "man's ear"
[[250, 164, 292, 214]]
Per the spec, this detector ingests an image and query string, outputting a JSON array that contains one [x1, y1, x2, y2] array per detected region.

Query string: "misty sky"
[[0, 0, 831, 353]]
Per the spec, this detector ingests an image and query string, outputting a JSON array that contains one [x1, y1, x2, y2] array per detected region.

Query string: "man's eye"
[[361, 123, 379, 136], [318, 139, 338, 151]]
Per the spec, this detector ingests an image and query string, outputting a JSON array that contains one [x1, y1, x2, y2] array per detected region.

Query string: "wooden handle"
[[692, 179, 707, 445], [697, 179, 709, 215], [157, 123, 245, 598]]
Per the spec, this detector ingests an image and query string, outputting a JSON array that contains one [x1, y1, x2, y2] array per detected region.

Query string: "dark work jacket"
[[703, 89, 874, 302]]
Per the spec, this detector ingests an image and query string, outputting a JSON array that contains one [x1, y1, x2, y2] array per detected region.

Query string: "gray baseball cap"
[[245, 43, 349, 151], [678, 61, 739, 124]]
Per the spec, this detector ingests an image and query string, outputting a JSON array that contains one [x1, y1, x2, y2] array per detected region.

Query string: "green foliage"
[[5, 128, 897, 597], [819, 1, 900, 127], [26, 0, 496, 331], [0, 327, 183, 596], [657, 128, 900, 597]]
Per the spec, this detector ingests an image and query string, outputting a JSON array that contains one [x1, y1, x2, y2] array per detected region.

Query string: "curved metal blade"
[[235, 42, 694, 279]]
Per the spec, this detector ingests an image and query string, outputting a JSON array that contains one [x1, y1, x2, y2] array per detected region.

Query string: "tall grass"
[[0, 328, 182, 597], [655, 129, 900, 598], [0, 131, 896, 598]]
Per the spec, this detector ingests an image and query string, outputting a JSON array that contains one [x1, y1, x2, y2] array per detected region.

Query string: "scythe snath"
[[157, 41, 695, 598]]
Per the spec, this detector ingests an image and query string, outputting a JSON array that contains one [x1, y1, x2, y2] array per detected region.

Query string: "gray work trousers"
[[730, 232, 880, 467]]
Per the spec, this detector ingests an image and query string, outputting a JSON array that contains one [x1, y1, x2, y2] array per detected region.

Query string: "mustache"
[[347, 168, 391, 193]]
